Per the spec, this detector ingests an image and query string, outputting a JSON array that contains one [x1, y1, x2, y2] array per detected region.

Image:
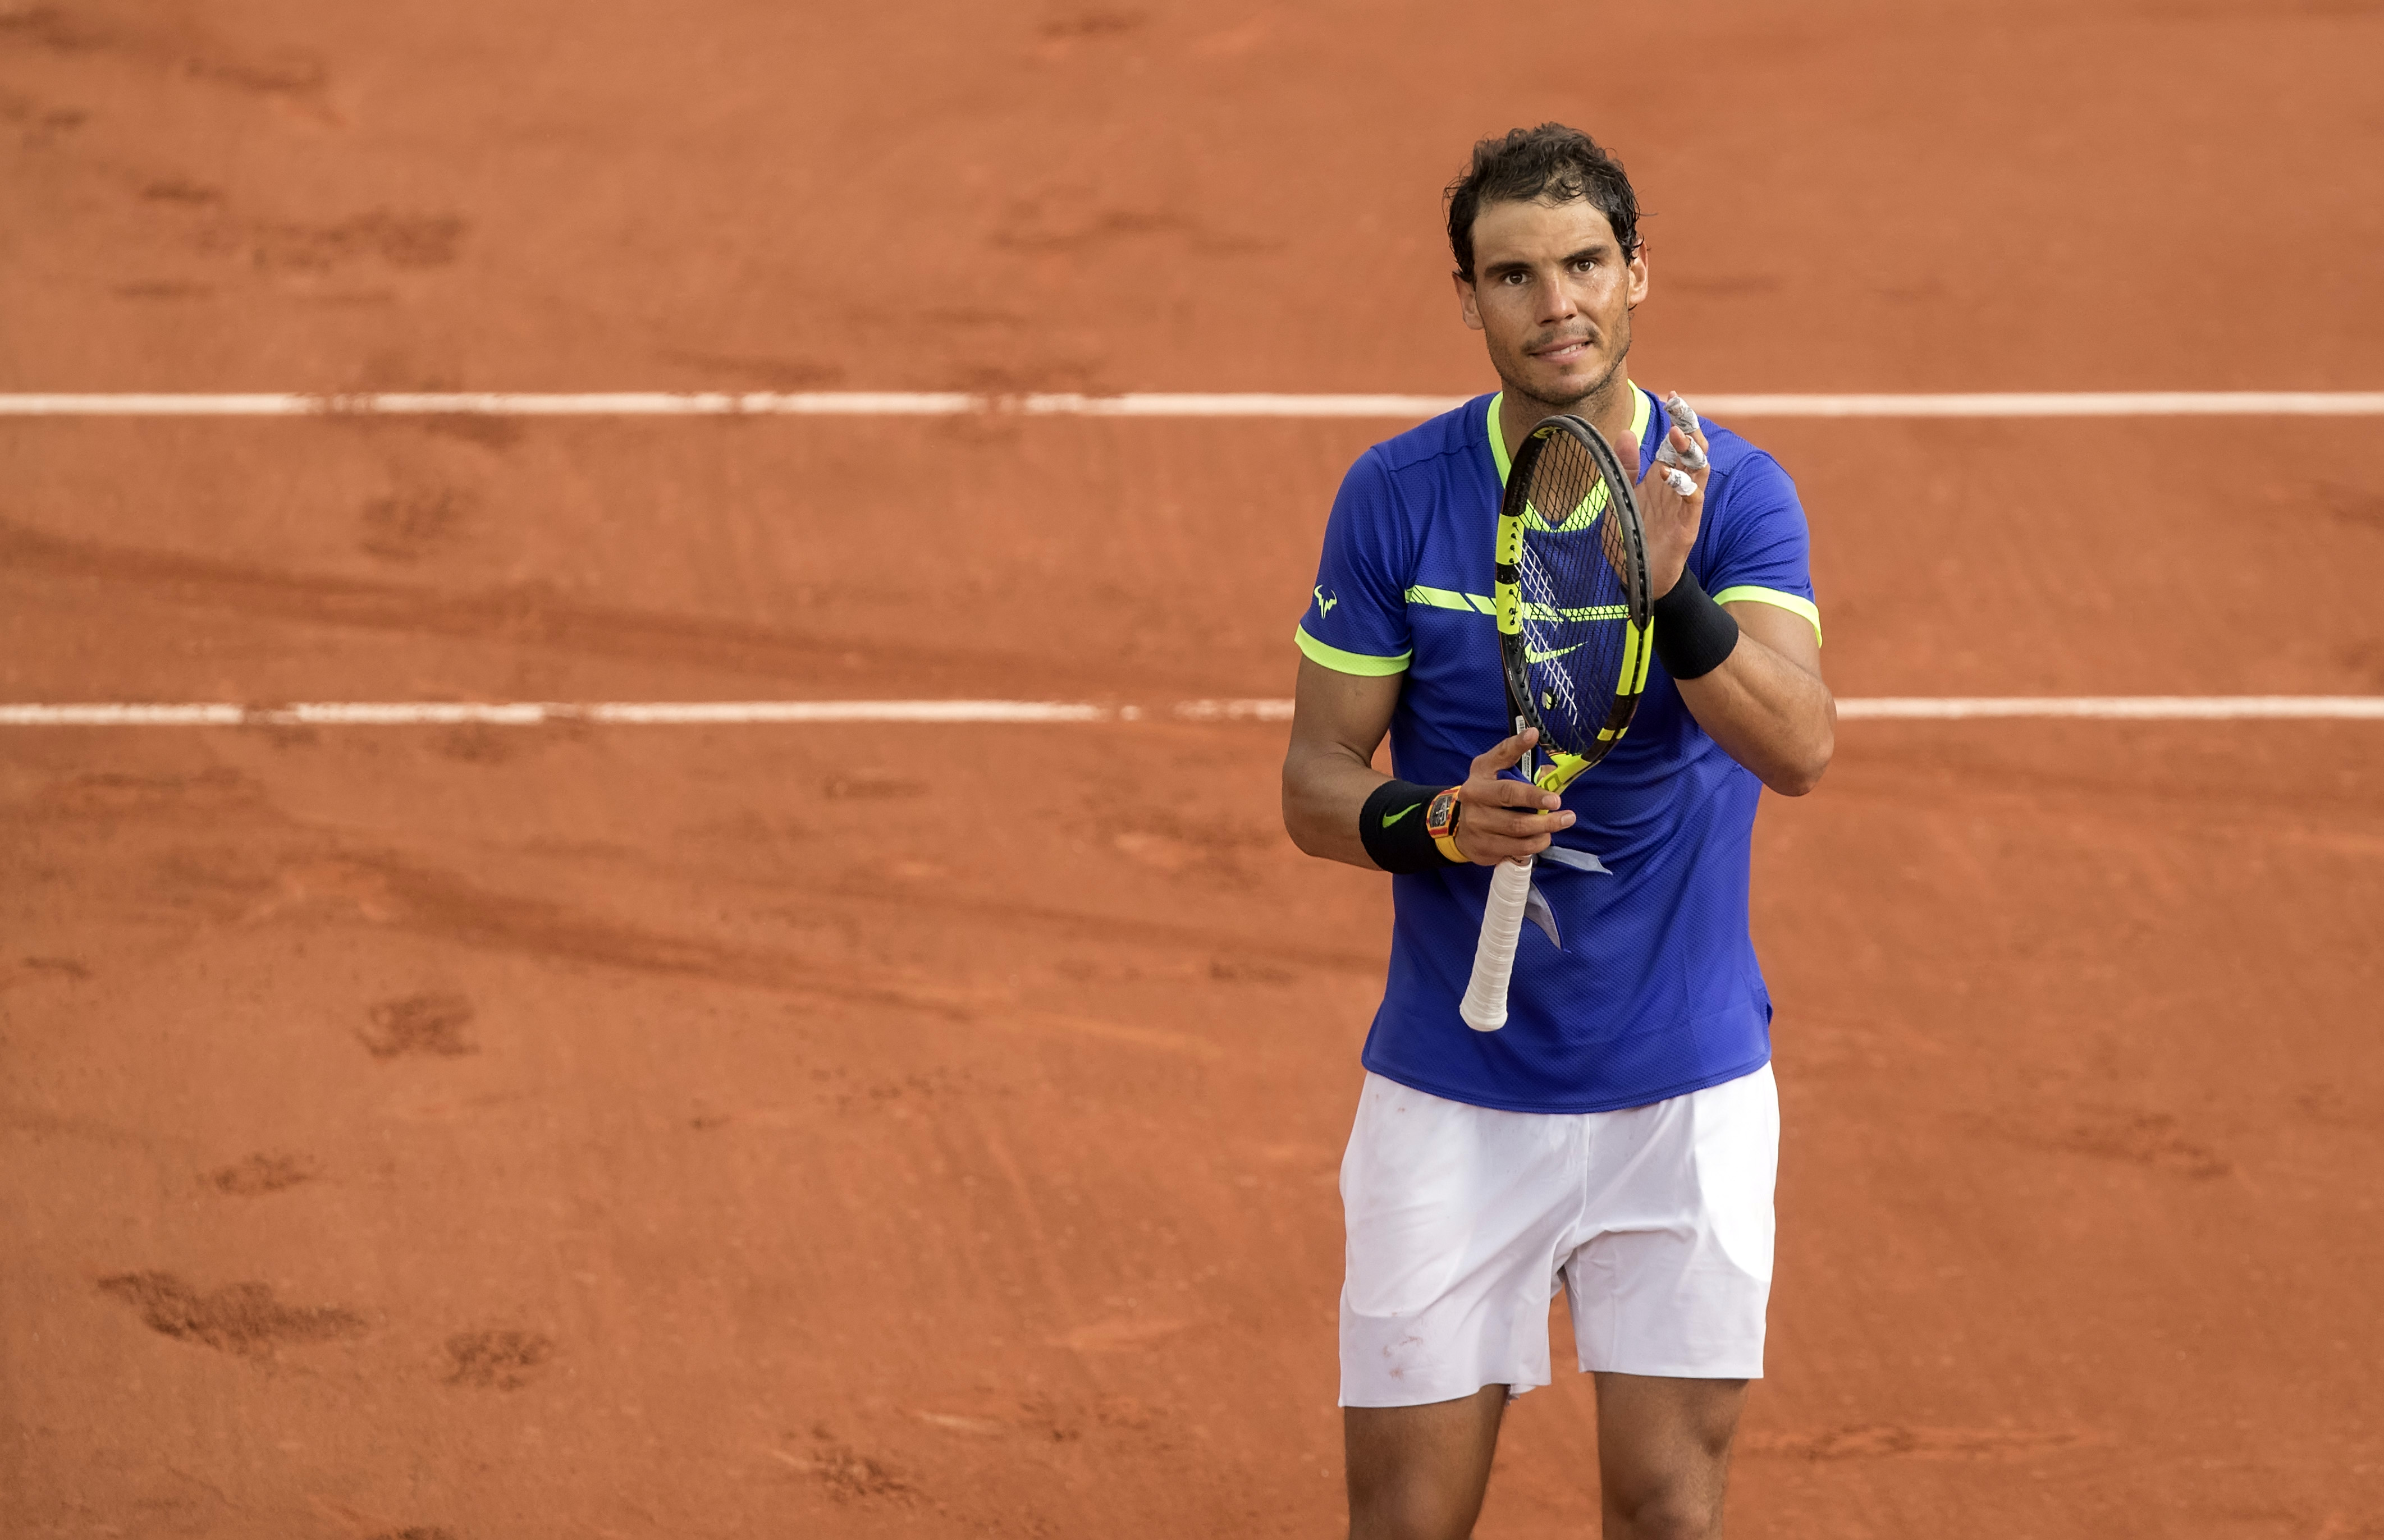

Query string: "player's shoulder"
[[1695, 416, 1776, 478], [1365, 393, 1495, 480], [1696, 416, 1800, 514]]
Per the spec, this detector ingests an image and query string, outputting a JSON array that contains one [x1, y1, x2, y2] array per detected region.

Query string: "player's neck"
[[1496, 373, 1639, 465]]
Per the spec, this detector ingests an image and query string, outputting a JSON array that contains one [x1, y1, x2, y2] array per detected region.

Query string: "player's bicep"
[[1282, 658, 1404, 862], [1299, 450, 1416, 675], [1288, 656, 1402, 769], [1722, 598, 1824, 684], [1704, 450, 1822, 662]]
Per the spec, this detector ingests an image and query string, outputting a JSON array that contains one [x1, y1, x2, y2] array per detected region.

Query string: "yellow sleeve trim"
[[1712, 585, 1823, 645], [1295, 624, 1411, 676]]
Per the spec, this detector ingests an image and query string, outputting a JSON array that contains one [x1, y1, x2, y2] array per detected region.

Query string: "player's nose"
[[1534, 270, 1578, 324]]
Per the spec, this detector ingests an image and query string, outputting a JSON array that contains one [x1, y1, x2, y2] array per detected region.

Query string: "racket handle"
[[1458, 856, 1535, 1033]]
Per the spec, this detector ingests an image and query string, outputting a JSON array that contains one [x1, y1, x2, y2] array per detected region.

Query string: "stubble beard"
[[1502, 312, 1632, 421]]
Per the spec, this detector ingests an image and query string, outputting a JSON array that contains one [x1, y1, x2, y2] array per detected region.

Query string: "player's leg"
[[1337, 1072, 1581, 1539], [1344, 1385, 1507, 1540], [1591, 1372, 1747, 1539], [1561, 1064, 1779, 1539]]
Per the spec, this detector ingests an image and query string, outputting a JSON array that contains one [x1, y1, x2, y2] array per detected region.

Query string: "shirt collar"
[[1486, 382, 1651, 487]]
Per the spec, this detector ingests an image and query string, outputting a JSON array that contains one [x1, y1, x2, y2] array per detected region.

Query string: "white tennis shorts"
[[1339, 1064, 1778, 1407]]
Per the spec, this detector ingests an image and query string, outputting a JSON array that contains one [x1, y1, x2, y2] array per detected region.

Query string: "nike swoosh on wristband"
[[1381, 802, 1422, 827]]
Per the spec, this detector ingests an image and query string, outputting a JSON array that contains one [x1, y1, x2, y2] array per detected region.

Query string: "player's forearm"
[[1281, 744, 1387, 868], [1674, 632, 1836, 795]]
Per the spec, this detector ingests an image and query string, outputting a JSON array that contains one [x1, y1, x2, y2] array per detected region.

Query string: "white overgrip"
[[1458, 856, 1535, 1032]]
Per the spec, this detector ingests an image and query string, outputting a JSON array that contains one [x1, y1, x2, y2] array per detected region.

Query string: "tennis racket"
[[1457, 414, 1655, 1032]]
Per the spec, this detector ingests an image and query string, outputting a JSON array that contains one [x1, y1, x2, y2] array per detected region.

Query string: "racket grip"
[[1458, 857, 1535, 1033]]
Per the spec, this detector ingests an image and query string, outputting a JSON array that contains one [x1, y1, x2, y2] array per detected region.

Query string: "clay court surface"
[[5, 2, 2383, 1536]]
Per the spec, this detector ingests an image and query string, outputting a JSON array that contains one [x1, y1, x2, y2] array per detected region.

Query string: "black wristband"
[[1651, 570, 1740, 680], [1360, 780, 1458, 873]]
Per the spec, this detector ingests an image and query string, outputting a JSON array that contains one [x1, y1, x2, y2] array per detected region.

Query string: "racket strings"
[[1515, 544, 1587, 726], [1514, 433, 1634, 759]]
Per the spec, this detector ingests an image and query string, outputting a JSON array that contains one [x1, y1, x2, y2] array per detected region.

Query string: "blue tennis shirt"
[[1298, 385, 1820, 1114]]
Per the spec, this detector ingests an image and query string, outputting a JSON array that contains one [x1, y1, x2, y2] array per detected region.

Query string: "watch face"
[[1426, 789, 1461, 838]]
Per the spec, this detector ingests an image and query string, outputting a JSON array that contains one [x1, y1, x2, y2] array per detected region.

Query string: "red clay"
[[4, 3, 2382, 1537]]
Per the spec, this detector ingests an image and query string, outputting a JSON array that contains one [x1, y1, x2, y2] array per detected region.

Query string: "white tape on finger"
[[1656, 392, 1709, 471]]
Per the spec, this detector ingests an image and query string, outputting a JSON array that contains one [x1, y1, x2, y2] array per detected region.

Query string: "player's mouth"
[[1527, 333, 1599, 365]]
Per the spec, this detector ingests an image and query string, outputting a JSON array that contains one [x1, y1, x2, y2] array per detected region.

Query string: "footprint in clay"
[[97, 1272, 364, 1359], [443, 1328, 553, 1390], [359, 992, 476, 1058]]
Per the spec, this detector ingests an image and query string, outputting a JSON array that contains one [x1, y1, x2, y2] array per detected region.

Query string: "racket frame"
[[1492, 414, 1655, 792]]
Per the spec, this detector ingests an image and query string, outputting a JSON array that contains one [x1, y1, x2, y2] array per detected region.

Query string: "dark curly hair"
[[1445, 124, 1642, 283]]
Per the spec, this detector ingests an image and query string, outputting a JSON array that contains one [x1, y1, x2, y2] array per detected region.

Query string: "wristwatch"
[[1426, 787, 1465, 864]]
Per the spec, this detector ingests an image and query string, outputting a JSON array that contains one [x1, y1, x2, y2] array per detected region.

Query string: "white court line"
[[3, 391, 2384, 418], [0, 700, 1106, 727], [1834, 696, 2384, 720], [590, 700, 1105, 724], [3, 698, 2382, 727], [1175, 699, 1298, 722]]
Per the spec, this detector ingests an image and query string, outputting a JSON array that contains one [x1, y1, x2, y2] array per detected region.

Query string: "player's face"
[[1456, 197, 1649, 409]]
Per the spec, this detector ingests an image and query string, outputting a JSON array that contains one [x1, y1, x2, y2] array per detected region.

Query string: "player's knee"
[[1605, 1483, 1724, 1540]]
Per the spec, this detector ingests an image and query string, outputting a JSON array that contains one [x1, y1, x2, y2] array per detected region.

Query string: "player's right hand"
[[1453, 727, 1576, 865]]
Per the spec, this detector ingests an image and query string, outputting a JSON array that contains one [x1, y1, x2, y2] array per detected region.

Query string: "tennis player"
[[1281, 125, 1835, 1540]]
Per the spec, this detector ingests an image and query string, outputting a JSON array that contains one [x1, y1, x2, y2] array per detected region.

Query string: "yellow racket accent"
[[1534, 751, 1595, 794], [1622, 616, 1652, 695], [1493, 506, 1525, 567], [1493, 507, 1526, 636]]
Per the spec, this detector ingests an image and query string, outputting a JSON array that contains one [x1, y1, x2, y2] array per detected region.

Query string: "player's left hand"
[[1616, 391, 1709, 599]]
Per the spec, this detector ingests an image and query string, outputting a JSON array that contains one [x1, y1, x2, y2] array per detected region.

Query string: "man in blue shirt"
[[1281, 125, 1834, 1540]]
